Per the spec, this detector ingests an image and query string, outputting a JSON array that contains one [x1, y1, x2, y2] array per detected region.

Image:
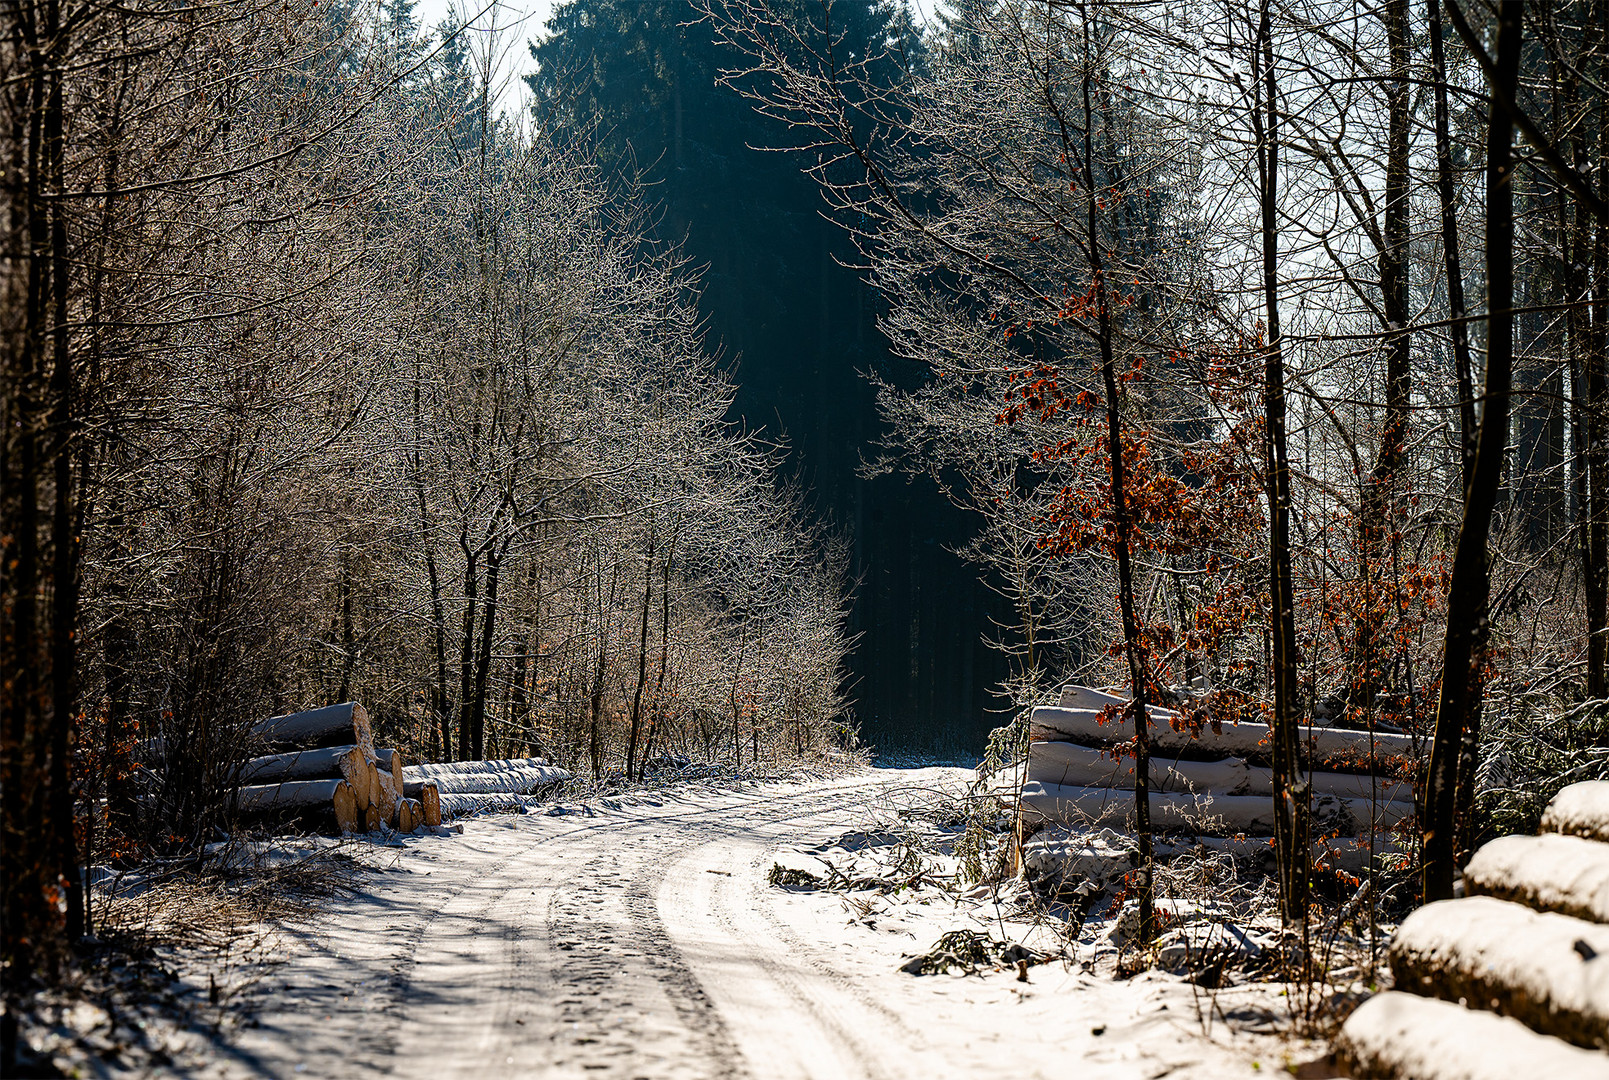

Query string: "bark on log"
[[437, 791, 527, 818], [371, 748, 406, 825], [1466, 834, 1609, 925], [1024, 829, 1404, 877], [402, 780, 443, 827], [1058, 684, 1178, 717], [1026, 740, 1412, 803], [239, 745, 372, 812], [406, 757, 558, 778], [402, 763, 570, 796], [1337, 991, 1609, 1080], [1162, 834, 1405, 875], [1058, 684, 1405, 733], [1543, 782, 1609, 844], [253, 702, 373, 753], [1027, 740, 1249, 793], [236, 778, 361, 835], [1029, 705, 1411, 767], [1389, 896, 1609, 1049], [1019, 780, 1413, 836], [1240, 764, 1414, 803]]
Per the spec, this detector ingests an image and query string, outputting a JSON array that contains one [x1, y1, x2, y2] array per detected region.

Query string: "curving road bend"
[[200, 769, 1271, 1080]]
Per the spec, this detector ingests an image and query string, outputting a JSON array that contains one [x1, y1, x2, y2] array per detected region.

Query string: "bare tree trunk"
[[1423, 0, 1523, 904], [729, 629, 748, 772], [46, 35, 81, 945], [336, 549, 355, 701], [751, 627, 765, 764], [101, 502, 137, 838], [469, 543, 505, 761], [626, 522, 655, 781], [1349, 0, 1413, 718], [3, 0, 81, 977], [1585, 0, 1609, 701], [88, 52, 130, 851], [1429, 0, 1483, 842], [1430, 0, 1478, 489], [1074, 0, 1154, 941], [411, 367, 452, 759], [1253, 0, 1309, 927], [426, 548, 451, 758], [641, 522, 679, 780], [509, 561, 538, 753], [456, 546, 479, 761], [1556, 15, 1598, 712], [587, 556, 619, 781]]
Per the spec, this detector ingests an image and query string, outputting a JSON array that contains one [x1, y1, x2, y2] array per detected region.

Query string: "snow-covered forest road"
[[197, 769, 1278, 1080]]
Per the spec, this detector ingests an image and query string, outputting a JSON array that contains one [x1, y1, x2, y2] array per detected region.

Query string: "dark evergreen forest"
[[529, 0, 1011, 753]]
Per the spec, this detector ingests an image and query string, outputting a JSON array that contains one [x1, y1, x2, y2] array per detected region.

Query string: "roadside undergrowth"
[[10, 840, 363, 1077]]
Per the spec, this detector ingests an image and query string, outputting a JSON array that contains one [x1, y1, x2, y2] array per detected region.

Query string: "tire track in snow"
[[215, 776, 904, 1080], [656, 794, 964, 1080]]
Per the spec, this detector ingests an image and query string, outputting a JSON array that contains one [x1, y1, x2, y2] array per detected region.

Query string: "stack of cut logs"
[[1020, 685, 1416, 867], [1337, 780, 1609, 1079], [235, 702, 441, 835], [401, 757, 574, 820]]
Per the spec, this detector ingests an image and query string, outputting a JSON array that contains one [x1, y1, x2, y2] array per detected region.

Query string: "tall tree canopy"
[[529, 0, 1013, 750]]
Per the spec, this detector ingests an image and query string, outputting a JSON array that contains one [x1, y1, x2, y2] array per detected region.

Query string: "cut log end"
[[369, 750, 400, 824], [339, 746, 371, 812], [402, 779, 443, 827], [333, 779, 360, 835], [387, 750, 406, 801], [398, 798, 423, 833]]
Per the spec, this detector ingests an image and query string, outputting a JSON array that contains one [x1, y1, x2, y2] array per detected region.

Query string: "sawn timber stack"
[[232, 702, 576, 836], [1019, 685, 1413, 860], [234, 702, 433, 834]]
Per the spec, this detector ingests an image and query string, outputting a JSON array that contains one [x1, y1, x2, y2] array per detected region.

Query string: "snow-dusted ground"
[[159, 767, 1312, 1079]]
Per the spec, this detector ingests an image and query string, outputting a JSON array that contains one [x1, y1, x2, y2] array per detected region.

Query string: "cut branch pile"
[[1019, 685, 1413, 850], [232, 702, 437, 835], [1336, 781, 1609, 1078]]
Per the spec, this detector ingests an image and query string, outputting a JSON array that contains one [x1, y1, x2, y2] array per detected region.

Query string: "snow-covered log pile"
[[1020, 685, 1414, 845], [1462, 833, 1609, 925], [1336, 781, 1609, 1078], [1338, 992, 1609, 1080], [1542, 782, 1609, 845], [402, 758, 573, 820], [234, 703, 439, 835]]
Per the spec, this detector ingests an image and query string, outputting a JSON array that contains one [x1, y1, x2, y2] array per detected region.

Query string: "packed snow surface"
[[160, 768, 1297, 1079]]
